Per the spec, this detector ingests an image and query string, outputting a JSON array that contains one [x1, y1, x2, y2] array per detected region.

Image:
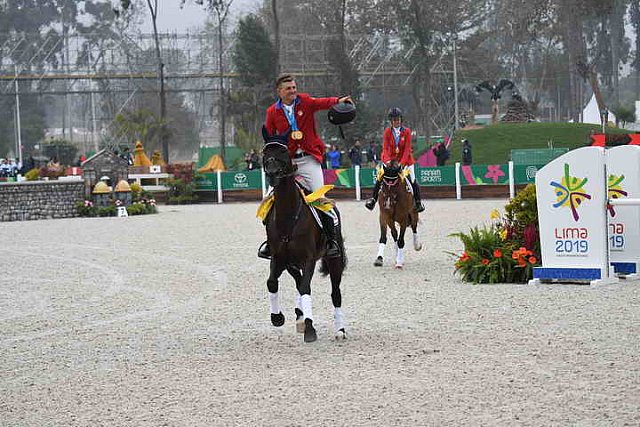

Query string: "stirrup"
[[325, 240, 341, 259], [365, 198, 376, 211], [415, 201, 425, 213], [258, 241, 271, 260]]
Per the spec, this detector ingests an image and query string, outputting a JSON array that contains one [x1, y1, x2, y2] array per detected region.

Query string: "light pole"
[[14, 66, 23, 166], [452, 34, 459, 130]]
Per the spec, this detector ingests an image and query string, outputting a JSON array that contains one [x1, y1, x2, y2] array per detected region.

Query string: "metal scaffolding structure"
[[0, 29, 464, 158]]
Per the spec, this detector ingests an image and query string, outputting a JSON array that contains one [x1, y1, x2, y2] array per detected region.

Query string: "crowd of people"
[[0, 158, 21, 177]]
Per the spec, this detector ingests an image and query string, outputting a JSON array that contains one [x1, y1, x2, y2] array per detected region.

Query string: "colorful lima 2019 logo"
[[550, 163, 592, 221], [607, 174, 628, 217]]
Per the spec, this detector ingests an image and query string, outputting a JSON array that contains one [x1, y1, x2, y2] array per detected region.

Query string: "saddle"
[[256, 183, 336, 224]]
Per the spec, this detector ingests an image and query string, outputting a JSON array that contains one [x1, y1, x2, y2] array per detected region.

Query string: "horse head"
[[262, 126, 294, 187], [382, 160, 402, 182]]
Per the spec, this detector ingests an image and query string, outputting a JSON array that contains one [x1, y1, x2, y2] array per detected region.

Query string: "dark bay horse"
[[374, 160, 422, 268], [261, 128, 347, 342]]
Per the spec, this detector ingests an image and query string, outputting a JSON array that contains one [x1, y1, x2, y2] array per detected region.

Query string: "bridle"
[[262, 141, 296, 186], [381, 164, 402, 208]]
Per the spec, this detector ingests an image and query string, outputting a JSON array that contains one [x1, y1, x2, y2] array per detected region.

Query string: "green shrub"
[[25, 168, 40, 181], [75, 200, 97, 217], [166, 178, 198, 204]]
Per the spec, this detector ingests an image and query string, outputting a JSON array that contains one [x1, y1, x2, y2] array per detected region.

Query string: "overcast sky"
[[139, 0, 261, 33]]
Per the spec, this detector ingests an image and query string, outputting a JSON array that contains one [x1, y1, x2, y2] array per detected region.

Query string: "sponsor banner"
[[195, 172, 218, 190], [417, 166, 456, 186], [323, 168, 356, 188], [460, 164, 510, 185], [513, 164, 545, 184], [359, 167, 378, 188], [221, 170, 262, 190]]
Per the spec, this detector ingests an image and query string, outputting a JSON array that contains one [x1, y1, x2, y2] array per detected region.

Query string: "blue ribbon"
[[283, 106, 299, 132], [393, 127, 402, 147]]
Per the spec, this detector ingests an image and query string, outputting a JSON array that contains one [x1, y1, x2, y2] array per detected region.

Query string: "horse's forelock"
[[263, 140, 289, 156]]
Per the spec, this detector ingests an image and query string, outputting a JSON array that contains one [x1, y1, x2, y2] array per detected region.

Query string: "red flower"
[[460, 252, 470, 262], [528, 256, 537, 264], [493, 249, 503, 258], [481, 258, 490, 265], [523, 223, 539, 252]]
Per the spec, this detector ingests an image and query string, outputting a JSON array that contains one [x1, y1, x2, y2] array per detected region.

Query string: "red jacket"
[[381, 126, 414, 166], [264, 93, 338, 163]]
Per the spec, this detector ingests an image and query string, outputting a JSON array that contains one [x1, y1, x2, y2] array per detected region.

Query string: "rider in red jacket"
[[259, 73, 352, 259], [365, 107, 425, 212]]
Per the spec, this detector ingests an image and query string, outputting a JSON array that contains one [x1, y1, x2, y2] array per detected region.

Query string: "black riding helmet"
[[388, 107, 403, 120], [328, 102, 357, 125]]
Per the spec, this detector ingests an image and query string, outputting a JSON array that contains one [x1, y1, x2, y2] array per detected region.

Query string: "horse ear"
[[261, 125, 270, 143]]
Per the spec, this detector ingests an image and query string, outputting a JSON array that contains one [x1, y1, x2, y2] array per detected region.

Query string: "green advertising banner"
[[221, 170, 262, 190], [460, 164, 510, 185], [417, 166, 456, 186], [513, 164, 545, 185], [358, 167, 379, 188], [195, 172, 218, 190]]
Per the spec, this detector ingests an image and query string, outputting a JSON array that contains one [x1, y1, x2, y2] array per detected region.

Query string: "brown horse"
[[261, 127, 347, 342], [374, 160, 422, 268]]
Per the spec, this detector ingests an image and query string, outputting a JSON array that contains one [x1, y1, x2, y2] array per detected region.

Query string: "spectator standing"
[[367, 141, 379, 167], [434, 142, 450, 166], [120, 147, 134, 166], [462, 139, 472, 165], [348, 140, 362, 168], [327, 144, 341, 169], [249, 149, 260, 170]]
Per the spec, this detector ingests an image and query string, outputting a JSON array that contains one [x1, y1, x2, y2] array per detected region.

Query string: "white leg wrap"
[[269, 292, 281, 314], [396, 247, 404, 265], [300, 294, 313, 321], [334, 307, 345, 331], [377, 243, 386, 258], [295, 293, 302, 311], [413, 232, 422, 251]]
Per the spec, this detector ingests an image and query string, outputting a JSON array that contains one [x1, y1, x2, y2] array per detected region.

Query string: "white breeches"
[[293, 155, 324, 191]]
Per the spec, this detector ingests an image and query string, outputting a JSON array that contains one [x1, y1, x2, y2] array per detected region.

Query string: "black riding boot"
[[365, 179, 382, 210], [257, 240, 271, 259], [320, 213, 341, 259], [412, 181, 425, 213]]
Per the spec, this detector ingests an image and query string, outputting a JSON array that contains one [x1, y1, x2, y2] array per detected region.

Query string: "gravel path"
[[1, 199, 639, 426]]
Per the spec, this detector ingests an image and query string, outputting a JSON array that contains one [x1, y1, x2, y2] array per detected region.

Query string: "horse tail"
[[318, 245, 347, 276]]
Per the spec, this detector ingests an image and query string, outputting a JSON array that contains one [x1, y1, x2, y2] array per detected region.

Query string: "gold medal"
[[291, 130, 304, 140]]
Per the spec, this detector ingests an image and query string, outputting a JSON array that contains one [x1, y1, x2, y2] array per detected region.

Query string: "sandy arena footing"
[[1, 199, 639, 426]]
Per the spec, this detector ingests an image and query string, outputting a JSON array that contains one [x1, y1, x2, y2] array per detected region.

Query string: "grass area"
[[429, 122, 629, 165]]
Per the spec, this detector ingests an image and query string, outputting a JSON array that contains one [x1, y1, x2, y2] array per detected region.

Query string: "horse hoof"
[[304, 319, 317, 343], [395, 264, 403, 269], [374, 256, 383, 267], [335, 328, 347, 341], [271, 312, 285, 327], [414, 243, 423, 251]]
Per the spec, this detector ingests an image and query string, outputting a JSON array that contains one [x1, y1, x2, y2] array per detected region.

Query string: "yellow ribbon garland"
[[256, 184, 335, 221]]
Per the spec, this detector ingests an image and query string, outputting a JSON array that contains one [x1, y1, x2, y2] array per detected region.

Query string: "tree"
[[611, 104, 635, 127], [231, 14, 276, 144], [183, 0, 234, 162], [115, 0, 170, 163]]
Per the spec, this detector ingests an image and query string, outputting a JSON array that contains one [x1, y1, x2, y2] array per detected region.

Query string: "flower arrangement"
[[75, 198, 157, 217], [450, 184, 540, 284]]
